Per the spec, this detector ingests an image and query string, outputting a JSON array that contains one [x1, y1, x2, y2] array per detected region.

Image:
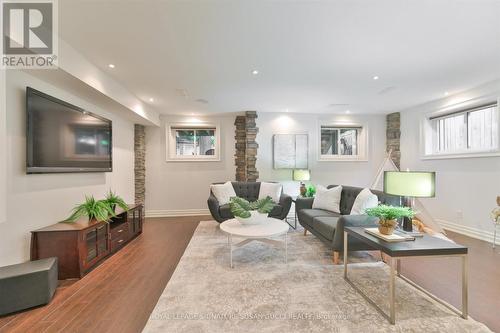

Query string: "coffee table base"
[[228, 234, 287, 268]]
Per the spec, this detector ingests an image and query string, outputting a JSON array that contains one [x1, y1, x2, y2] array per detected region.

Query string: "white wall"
[[256, 112, 387, 196], [0, 70, 135, 266], [0, 69, 6, 224], [145, 114, 236, 216], [400, 80, 500, 241]]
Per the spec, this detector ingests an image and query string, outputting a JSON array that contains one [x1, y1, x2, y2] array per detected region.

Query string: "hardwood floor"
[[0, 216, 205, 333], [1, 219, 499, 332], [401, 230, 500, 332]]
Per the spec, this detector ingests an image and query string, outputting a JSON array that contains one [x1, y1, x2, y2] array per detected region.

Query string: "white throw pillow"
[[258, 182, 282, 203], [312, 185, 342, 213], [210, 181, 237, 205], [350, 188, 379, 215]]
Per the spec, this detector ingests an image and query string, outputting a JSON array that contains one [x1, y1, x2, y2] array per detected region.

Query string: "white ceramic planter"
[[236, 211, 268, 225]]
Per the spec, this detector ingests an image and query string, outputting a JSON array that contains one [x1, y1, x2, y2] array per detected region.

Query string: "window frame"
[[166, 122, 221, 162], [421, 97, 500, 160], [317, 122, 368, 161]]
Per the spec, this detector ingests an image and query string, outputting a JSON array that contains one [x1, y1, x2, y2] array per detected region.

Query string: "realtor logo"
[[1, 0, 58, 68]]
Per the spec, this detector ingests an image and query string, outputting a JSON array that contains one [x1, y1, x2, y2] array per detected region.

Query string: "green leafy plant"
[[365, 205, 414, 225], [305, 184, 316, 198], [66, 196, 115, 222], [229, 196, 276, 218], [104, 190, 129, 212]]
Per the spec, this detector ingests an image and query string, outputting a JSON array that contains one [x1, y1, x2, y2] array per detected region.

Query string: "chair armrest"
[[207, 193, 224, 223], [332, 215, 379, 251], [277, 193, 292, 220], [295, 197, 314, 212]]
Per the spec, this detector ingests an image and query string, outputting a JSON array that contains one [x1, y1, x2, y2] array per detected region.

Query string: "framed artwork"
[[273, 134, 308, 169]]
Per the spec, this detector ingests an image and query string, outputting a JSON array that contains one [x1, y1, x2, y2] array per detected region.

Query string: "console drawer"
[[110, 223, 129, 241]]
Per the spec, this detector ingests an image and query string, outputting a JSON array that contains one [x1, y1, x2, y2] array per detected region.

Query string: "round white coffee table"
[[220, 218, 289, 268]]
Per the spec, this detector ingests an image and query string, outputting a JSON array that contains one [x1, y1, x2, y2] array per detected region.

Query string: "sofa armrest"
[[295, 197, 314, 212], [332, 215, 379, 251], [207, 193, 224, 223], [276, 193, 292, 220]]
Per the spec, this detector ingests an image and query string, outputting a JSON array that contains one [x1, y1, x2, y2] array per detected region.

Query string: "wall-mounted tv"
[[26, 87, 112, 174]]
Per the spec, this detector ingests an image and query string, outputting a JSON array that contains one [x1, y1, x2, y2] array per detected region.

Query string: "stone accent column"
[[234, 116, 247, 181], [134, 124, 146, 206], [386, 112, 401, 170], [234, 111, 259, 181]]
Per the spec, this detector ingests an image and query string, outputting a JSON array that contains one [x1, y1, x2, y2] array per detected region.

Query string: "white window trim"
[[317, 122, 369, 162], [166, 122, 221, 162], [421, 96, 500, 160]]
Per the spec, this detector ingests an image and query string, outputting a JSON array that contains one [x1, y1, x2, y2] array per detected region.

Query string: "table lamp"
[[384, 171, 436, 232], [293, 169, 311, 196]]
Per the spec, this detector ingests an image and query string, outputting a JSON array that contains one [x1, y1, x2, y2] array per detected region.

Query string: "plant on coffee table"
[[230, 196, 275, 224], [364, 205, 414, 235]]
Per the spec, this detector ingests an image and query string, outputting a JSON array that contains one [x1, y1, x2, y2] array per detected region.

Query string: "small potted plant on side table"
[[365, 205, 415, 235]]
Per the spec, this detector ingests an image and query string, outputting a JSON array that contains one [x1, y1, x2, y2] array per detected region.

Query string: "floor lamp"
[[383, 171, 436, 232]]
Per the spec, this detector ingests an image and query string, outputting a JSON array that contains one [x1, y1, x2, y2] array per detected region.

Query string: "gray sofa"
[[296, 185, 401, 264], [208, 181, 292, 222]]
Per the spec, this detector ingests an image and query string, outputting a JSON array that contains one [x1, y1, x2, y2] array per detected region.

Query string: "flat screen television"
[[26, 87, 112, 174]]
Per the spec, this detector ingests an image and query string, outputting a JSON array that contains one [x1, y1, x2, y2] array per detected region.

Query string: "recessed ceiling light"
[[345, 110, 351, 114], [149, 98, 154, 102], [108, 64, 115, 69], [252, 70, 259, 75], [373, 76, 379, 80], [444, 91, 449, 96]]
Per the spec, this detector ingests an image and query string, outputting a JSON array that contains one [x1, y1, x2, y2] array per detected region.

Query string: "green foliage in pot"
[[364, 205, 415, 225], [104, 190, 129, 212], [67, 196, 115, 222], [305, 184, 316, 198], [229, 196, 276, 219]]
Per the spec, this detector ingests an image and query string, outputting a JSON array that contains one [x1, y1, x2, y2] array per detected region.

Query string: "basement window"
[[423, 102, 499, 159], [318, 124, 368, 161], [166, 123, 220, 161]]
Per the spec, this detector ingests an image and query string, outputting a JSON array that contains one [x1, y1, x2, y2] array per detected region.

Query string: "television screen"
[[26, 87, 112, 173]]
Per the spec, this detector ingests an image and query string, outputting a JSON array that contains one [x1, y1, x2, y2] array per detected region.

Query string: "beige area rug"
[[143, 221, 491, 333]]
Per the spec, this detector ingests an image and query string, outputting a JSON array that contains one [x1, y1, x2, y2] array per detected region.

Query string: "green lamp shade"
[[293, 169, 311, 181], [384, 171, 435, 198]]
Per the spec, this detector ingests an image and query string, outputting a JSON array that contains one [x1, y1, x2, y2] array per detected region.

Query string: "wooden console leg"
[[303, 229, 308, 236], [333, 251, 340, 265]]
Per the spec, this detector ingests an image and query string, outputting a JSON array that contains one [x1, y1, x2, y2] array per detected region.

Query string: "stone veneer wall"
[[386, 112, 401, 169], [234, 111, 259, 181], [134, 124, 146, 206]]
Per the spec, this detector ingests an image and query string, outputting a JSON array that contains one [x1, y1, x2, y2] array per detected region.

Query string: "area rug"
[[143, 221, 491, 333]]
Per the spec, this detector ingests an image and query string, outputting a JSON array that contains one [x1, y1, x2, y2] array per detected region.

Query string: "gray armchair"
[[208, 181, 292, 223], [296, 185, 401, 264]]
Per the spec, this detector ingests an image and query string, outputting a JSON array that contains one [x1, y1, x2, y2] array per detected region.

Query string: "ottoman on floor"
[[0, 257, 58, 315]]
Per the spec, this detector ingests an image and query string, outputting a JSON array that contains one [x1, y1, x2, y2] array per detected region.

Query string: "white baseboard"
[[146, 209, 211, 218], [436, 219, 496, 244]]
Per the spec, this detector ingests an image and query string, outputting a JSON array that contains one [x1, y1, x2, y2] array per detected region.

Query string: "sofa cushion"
[[258, 182, 282, 203], [298, 209, 339, 227], [210, 181, 236, 205], [313, 216, 339, 241], [313, 185, 342, 213], [350, 188, 378, 215]]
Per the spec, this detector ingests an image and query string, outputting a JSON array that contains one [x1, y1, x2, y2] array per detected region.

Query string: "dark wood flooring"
[[0, 216, 203, 333], [1, 219, 499, 332], [401, 230, 500, 332]]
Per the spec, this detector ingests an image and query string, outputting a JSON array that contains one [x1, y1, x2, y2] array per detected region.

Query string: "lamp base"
[[299, 182, 307, 197], [402, 216, 413, 232]]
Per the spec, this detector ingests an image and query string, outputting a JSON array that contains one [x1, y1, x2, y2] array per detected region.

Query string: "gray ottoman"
[[0, 257, 58, 315]]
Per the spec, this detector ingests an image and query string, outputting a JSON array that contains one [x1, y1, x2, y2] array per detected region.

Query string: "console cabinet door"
[[129, 208, 143, 236], [81, 223, 110, 271]]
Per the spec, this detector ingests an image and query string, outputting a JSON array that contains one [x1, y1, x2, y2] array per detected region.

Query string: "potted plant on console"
[[230, 196, 275, 225], [364, 205, 415, 235], [66, 196, 116, 223], [104, 190, 129, 213]]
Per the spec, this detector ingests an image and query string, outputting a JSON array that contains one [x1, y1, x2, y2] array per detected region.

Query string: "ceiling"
[[59, 0, 500, 115]]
